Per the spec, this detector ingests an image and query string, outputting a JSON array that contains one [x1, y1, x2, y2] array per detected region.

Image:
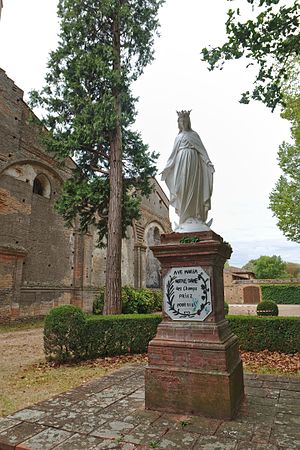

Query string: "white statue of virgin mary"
[[161, 110, 215, 232]]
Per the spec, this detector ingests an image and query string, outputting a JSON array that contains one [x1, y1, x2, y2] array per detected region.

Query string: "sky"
[[0, 0, 299, 267]]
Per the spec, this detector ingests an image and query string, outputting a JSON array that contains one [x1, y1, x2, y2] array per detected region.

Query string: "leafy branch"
[[201, 0, 299, 110]]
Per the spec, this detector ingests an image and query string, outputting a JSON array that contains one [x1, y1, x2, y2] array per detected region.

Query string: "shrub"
[[93, 287, 163, 315], [261, 284, 300, 305], [151, 289, 163, 311], [121, 286, 140, 314], [224, 301, 229, 315], [122, 287, 161, 314], [44, 305, 86, 362], [229, 316, 300, 353], [257, 300, 279, 316], [92, 288, 104, 314], [85, 314, 162, 358]]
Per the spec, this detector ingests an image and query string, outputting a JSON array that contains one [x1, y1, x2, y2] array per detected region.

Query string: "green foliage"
[[44, 311, 300, 362], [229, 315, 300, 353], [242, 261, 255, 273], [151, 289, 163, 310], [44, 311, 161, 362], [269, 89, 300, 242], [92, 288, 105, 315], [93, 287, 162, 315], [29, 0, 165, 246], [180, 421, 191, 429], [179, 236, 201, 244], [223, 241, 232, 251], [243, 255, 288, 279], [224, 301, 229, 315], [44, 305, 86, 362], [201, 1, 299, 110], [261, 284, 300, 304], [257, 300, 279, 316], [85, 314, 161, 358], [286, 262, 300, 278], [122, 287, 160, 314]]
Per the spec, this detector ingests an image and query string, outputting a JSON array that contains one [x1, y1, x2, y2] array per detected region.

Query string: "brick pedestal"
[[145, 230, 244, 419]]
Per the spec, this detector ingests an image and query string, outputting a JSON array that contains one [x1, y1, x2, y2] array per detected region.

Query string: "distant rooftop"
[[225, 266, 255, 275]]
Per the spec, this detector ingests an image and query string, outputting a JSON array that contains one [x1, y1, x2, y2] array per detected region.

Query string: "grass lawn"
[[0, 352, 147, 417], [0, 319, 44, 334]]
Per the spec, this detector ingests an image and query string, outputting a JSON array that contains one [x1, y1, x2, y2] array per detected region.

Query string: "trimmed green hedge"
[[44, 311, 161, 362], [261, 284, 300, 304], [44, 307, 300, 363], [229, 315, 300, 353], [85, 314, 162, 359]]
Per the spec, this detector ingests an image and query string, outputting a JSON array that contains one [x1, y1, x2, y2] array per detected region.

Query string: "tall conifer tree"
[[31, 0, 165, 314]]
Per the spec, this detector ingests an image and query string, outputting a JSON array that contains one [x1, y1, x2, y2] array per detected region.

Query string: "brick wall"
[[0, 69, 171, 321], [224, 274, 300, 304]]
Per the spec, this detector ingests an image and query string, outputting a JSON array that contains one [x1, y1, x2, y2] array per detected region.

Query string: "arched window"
[[33, 174, 51, 198]]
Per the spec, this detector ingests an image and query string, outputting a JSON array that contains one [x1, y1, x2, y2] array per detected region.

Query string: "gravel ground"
[[0, 328, 146, 417], [0, 328, 44, 377]]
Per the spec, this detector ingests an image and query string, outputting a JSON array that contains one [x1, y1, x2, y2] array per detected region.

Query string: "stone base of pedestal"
[[145, 332, 244, 419], [144, 230, 245, 419]]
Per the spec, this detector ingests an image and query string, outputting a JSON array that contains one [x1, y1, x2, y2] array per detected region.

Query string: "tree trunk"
[[103, 8, 122, 315]]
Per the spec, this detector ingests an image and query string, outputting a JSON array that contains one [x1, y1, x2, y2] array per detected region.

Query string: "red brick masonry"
[[145, 231, 245, 419]]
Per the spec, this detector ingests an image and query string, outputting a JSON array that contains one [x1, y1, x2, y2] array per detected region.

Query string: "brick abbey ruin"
[[0, 69, 171, 321]]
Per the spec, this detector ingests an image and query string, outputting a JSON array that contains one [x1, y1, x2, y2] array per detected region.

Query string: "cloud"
[[229, 239, 300, 267]]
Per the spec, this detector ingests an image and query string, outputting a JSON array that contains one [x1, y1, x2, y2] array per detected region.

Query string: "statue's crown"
[[176, 110, 191, 118]]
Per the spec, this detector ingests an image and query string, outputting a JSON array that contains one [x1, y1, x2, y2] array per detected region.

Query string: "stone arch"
[[33, 173, 51, 198], [143, 221, 165, 242], [0, 159, 65, 184], [144, 221, 165, 288]]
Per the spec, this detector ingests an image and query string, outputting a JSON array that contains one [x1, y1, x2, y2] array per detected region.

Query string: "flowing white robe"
[[161, 130, 214, 225]]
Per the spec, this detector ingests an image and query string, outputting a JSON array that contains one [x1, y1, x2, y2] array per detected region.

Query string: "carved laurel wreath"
[[166, 272, 211, 319]]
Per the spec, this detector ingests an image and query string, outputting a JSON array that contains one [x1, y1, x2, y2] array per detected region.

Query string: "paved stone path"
[[0, 364, 299, 449], [229, 304, 300, 317]]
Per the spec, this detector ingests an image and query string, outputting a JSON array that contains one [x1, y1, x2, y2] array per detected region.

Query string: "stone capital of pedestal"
[[161, 230, 222, 243], [150, 230, 232, 268]]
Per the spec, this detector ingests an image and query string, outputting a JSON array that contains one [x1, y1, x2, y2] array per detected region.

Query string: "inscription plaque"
[[164, 266, 212, 321]]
